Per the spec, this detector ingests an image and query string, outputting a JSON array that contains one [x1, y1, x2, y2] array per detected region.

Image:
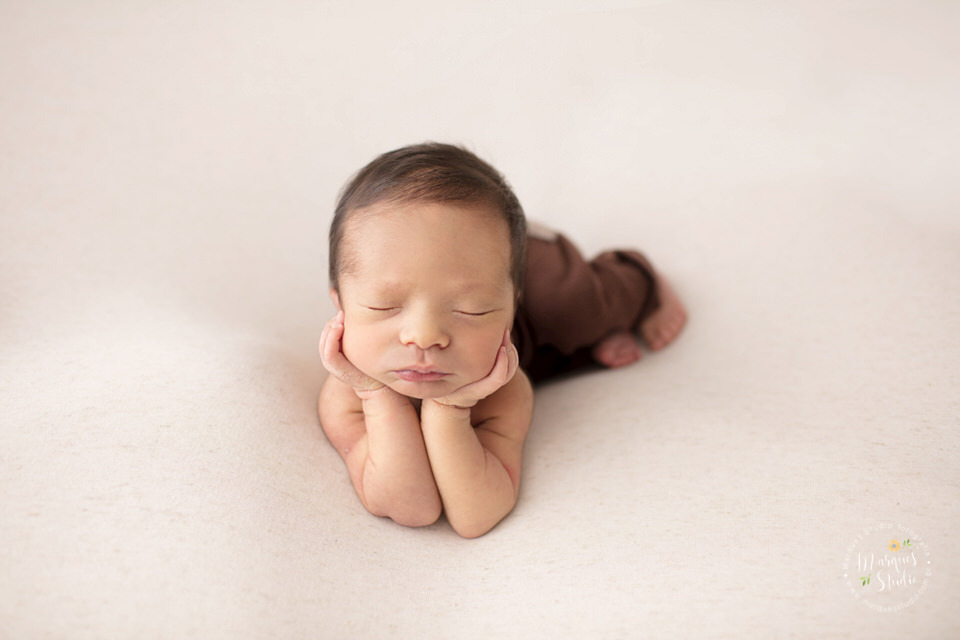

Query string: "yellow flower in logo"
[[889, 540, 901, 552]]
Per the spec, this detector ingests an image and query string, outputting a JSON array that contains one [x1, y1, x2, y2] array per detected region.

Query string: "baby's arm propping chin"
[[420, 369, 534, 538], [317, 367, 535, 537], [318, 376, 443, 528]]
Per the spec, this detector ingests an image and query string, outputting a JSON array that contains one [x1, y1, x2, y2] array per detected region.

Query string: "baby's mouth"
[[393, 369, 449, 382]]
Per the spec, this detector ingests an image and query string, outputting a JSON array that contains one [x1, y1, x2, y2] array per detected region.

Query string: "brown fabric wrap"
[[512, 232, 660, 383]]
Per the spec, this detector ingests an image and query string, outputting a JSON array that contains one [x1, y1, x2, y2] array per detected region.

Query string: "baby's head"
[[330, 142, 526, 297], [328, 143, 527, 398]]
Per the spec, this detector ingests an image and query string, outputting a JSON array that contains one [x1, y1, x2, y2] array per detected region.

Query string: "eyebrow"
[[368, 282, 408, 298], [348, 277, 510, 301], [453, 280, 501, 294]]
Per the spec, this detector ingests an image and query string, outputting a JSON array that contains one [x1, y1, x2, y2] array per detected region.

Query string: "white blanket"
[[2, 1, 958, 637]]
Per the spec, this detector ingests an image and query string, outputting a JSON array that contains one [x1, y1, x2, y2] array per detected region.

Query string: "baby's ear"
[[329, 288, 342, 311]]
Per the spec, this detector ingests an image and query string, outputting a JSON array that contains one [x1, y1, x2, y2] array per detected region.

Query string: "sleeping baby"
[[318, 143, 686, 537]]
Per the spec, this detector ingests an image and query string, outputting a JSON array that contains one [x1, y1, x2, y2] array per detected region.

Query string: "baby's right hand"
[[319, 311, 387, 399]]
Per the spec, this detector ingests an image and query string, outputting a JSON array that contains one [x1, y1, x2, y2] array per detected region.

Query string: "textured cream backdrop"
[[2, 1, 958, 638]]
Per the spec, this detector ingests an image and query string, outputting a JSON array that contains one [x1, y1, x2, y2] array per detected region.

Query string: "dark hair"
[[329, 142, 527, 298]]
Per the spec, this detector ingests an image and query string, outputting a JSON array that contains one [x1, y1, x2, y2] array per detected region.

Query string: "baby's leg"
[[591, 331, 643, 368], [520, 228, 685, 378], [639, 274, 686, 351], [591, 273, 686, 367], [522, 234, 655, 356]]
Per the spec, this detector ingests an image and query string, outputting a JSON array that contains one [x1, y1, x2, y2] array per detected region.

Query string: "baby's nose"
[[399, 311, 450, 350]]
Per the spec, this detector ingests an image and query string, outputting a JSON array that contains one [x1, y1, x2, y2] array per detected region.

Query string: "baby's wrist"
[[428, 397, 475, 411], [354, 383, 394, 402]]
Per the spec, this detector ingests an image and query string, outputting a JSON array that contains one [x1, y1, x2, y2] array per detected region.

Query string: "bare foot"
[[640, 275, 687, 351], [592, 331, 643, 368]]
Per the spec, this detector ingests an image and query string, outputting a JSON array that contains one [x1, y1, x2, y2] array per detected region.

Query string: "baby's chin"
[[384, 380, 456, 400]]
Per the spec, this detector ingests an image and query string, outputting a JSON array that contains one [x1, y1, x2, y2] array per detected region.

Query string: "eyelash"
[[364, 306, 492, 317]]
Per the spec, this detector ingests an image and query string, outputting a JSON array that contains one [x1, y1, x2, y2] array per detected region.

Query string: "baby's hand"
[[319, 311, 387, 399], [432, 329, 519, 410]]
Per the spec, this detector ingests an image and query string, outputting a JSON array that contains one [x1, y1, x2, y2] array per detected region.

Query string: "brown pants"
[[513, 229, 660, 383]]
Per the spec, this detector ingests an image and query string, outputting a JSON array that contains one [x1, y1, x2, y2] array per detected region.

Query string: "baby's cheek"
[[340, 326, 375, 371], [472, 328, 508, 376]]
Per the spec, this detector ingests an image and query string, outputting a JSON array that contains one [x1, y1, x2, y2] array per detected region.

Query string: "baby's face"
[[334, 200, 515, 399]]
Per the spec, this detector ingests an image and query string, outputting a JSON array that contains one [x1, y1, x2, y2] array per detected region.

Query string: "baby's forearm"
[[419, 401, 517, 538], [358, 391, 441, 526]]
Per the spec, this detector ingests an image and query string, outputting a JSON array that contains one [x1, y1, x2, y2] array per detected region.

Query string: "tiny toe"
[[593, 332, 642, 368]]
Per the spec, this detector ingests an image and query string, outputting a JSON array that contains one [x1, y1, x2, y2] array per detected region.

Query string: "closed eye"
[[365, 306, 397, 312], [455, 310, 494, 317]]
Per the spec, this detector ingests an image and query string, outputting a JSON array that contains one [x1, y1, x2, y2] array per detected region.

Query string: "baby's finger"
[[495, 343, 518, 387], [491, 346, 509, 381], [319, 317, 335, 351], [320, 320, 347, 371], [504, 340, 519, 381], [500, 329, 519, 377], [319, 322, 332, 363]]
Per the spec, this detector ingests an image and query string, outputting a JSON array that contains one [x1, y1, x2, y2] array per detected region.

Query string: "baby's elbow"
[[359, 476, 442, 529], [450, 516, 500, 539], [452, 522, 493, 539], [448, 483, 519, 538], [448, 508, 510, 539], [391, 505, 442, 529], [376, 497, 442, 529]]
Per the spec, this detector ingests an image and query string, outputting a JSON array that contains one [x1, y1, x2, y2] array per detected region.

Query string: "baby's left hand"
[[431, 329, 519, 410]]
